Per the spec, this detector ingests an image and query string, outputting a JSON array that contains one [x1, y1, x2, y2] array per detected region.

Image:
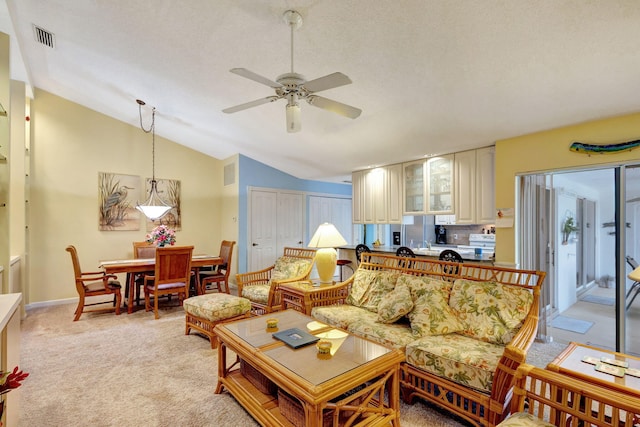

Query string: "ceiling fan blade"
[[230, 68, 282, 88], [222, 96, 279, 114], [303, 72, 352, 93], [307, 95, 362, 119]]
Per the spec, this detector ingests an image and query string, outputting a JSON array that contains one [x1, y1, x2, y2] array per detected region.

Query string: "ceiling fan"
[[222, 10, 362, 133]]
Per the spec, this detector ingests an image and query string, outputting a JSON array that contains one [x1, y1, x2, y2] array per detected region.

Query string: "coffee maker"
[[435, 225, 447, 244]]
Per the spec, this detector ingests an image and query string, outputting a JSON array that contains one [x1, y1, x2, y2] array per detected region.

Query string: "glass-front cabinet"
[[426, 155, 454, 214], [403, 160, 425, 214]]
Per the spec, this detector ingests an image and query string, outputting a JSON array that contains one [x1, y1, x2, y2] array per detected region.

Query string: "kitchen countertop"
[[339, 245, 495, 263]]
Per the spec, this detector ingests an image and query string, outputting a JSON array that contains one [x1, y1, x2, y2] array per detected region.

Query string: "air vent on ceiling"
[[33, 25, 55, 48]]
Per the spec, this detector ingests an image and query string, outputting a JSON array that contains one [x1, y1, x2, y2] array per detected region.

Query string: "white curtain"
[[518, 174, 552, 342]]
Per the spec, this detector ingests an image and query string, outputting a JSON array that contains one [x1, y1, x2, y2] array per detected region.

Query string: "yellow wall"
[[28, 89, 224, 304], [0, 33, 9, 290], [495, 112, 640, 264]]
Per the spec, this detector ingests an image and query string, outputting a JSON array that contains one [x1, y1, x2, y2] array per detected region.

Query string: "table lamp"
[[308, 223, 348, 284]]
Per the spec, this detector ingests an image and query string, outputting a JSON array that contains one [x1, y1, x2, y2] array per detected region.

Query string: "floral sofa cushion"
[[311, 304, 415, 349], [347, 318, 416, 349], [377, 279, 413, 323], [346, 270, 400, 312], [401, 274, 463, 338], [241, 284, 270, 304], [311, 305, 375, 330], [271, 257, 313, 282], [496, 412, 555, 427], [449, 279, 534, 345], [405, 333, 505, 393]]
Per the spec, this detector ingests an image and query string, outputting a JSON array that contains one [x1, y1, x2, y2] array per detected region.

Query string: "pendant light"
[[135, 99, 172, 220]]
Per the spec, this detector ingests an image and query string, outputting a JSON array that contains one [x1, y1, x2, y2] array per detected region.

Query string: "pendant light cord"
[[138, 103, 156, 181]]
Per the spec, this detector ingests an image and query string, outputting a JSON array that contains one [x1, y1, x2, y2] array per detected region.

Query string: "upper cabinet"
[[426, 155, 454, 214], [403, 160, 425, 214], [352, 165, 402, 224], [355, 147, 494, 224], [352, 169, 365, 223], [454, 147, 495, 224]]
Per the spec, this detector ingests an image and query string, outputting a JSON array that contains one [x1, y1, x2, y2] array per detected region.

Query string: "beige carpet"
[[18, 302, 567, 426]]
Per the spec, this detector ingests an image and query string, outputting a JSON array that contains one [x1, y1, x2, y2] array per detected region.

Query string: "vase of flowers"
[[0, 366, 28, 425], [146, 225, 176, 248]]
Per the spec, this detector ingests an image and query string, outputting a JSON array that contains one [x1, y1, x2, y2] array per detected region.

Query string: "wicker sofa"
[[497, 363, 640, 426], [307, 252, 545, 427], [236, 247, 316, 315]]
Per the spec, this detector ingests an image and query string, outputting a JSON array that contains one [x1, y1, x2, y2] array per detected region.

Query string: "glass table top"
[[222, 310, 394, 386]]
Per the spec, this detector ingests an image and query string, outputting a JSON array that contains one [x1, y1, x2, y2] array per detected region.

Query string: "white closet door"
[[278, 192, 304, 254], [250, 189, 278, 270]]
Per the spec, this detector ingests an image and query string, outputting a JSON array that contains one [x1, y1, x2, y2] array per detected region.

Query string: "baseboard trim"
[[26, 297, 76, 311]]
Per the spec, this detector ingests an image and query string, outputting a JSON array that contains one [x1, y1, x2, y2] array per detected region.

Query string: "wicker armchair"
[[236, 247, 316, 315]]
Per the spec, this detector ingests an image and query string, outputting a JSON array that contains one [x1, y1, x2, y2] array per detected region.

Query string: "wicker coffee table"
[[214, 309, 404, 427]]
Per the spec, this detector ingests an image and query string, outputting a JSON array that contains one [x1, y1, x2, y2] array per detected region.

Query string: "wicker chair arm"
[[235, 265, 275, 295]]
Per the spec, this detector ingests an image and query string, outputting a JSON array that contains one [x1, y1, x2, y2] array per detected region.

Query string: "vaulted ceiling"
[[3, 1, 640, 182]]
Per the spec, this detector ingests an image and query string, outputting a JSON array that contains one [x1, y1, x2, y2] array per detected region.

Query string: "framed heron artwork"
[[98, 172, 141, 231], [144, 178, 182, 231]]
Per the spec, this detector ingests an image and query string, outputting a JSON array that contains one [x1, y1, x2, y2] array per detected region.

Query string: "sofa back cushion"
[[402, 274, 463, 337], [449, 279, 534, 345], [271, 256, 312, 282], [346, 269, 399, 312]]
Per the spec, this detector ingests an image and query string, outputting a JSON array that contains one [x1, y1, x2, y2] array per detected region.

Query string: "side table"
[[279, 280, 347, 315], [546, 341, 640, 398]]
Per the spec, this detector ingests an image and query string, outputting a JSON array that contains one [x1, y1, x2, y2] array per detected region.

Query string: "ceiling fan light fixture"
[[223, 9, 361, 131], [286, 103, 301, 133]]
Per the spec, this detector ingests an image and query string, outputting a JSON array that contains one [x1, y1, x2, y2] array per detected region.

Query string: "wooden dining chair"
[[66, 245, 122, 321], [131, 241, 157, 307], [144, 245, 194, 319], [199, 240, 236, 294]]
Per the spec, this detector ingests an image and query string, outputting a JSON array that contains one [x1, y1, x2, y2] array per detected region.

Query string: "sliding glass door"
[[625, 166, 640, 355], [519, 165, 639, 355]]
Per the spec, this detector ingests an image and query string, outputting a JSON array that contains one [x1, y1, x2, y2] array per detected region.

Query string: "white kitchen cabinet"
[[403, 160, 426, 215], [454, 147, 495, 224], [352, 170, 365, 223], [475, 146, 496, 224], [426, 154, 454, 214], [369, 167, 387, 223], [352, 165, 403, 224], [454, 150, 476, 224], [386, 163, 403, 224]]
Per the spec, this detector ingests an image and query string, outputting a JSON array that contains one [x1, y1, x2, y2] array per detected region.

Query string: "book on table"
[[272, 328, 320, 349]]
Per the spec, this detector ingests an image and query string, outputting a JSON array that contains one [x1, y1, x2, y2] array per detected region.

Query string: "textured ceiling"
[[3, 0, 640, 182]]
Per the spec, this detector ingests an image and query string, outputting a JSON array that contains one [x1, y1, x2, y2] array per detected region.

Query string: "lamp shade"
[[308, 223, 347, 248], [136, 179, 172, 220]]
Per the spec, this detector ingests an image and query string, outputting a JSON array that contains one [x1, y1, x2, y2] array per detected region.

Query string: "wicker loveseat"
[[236, 247, 316, 315], [308, 252, 545, 427]]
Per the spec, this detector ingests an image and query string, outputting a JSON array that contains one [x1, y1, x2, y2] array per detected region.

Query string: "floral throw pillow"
[[346, 270, 400, 312], [449, 279, 533, 345], [402, 274, 463, 338], [377, 280, 414, 323]]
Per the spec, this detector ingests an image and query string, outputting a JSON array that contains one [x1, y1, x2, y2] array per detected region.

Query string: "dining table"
[[98, 254, 223, 314]]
